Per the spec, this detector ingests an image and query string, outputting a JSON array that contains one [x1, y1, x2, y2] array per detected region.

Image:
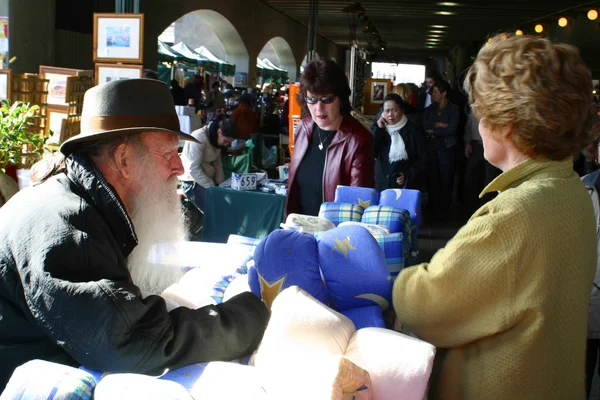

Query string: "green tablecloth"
[[202, 186, 285, 243]]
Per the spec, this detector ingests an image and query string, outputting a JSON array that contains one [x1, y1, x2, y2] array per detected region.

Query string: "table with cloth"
[[202, 186, 286, 243]]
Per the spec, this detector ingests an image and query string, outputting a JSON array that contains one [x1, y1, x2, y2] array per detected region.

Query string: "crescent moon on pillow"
[[354, 293, 390, 311]]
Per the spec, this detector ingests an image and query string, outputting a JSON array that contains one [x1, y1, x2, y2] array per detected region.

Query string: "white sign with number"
[[232, 173, 258, 191]]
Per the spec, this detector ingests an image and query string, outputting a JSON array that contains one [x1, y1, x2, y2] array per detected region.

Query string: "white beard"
[[127, 171, 187, 297]]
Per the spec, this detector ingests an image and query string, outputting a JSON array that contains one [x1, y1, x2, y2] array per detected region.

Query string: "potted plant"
[[0, 99, 47, 205]]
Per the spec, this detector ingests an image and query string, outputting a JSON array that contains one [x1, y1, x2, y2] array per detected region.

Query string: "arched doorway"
[[258, 37, 298, 82], [160, 9, 250, 85]]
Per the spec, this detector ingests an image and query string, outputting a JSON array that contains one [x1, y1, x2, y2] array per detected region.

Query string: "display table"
[[178, 114, 203, 134], [202, 186, 285, 243]]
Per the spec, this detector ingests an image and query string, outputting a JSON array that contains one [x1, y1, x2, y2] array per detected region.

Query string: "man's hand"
[[377, 115, 388, 129], [435, 122, 448, 128], [396, 173, 405, 187], [465, 143, 473, 158]]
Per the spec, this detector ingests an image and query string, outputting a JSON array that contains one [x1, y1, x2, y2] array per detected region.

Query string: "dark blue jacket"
[[0, 153, 268, 390]]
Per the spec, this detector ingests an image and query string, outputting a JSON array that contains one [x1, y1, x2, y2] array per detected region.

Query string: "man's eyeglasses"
[[304, 94, 337, 105]]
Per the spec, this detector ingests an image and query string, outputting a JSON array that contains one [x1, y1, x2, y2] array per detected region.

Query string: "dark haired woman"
[[372, 93, 426, 191], [179, 114, 237, 211], [287, 59, 374, 216]]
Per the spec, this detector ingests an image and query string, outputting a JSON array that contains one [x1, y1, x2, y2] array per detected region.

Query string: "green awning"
[[195, 46, 236, 76], [157, 41, 197, 69], [171, 42, 219, 74]]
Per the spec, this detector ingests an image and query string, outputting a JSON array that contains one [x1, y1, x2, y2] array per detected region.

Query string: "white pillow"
[[281, 213, 336, 233], [344, 328, 436, 400], [338, 221, 391, 236], [222, 275, 251, 302], [93, 373, 192, 400], [190, 362, 266, 400]]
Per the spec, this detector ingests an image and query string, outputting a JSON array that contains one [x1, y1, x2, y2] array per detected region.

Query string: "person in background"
[[0, 79, 268, 391], [394, 34, 597, 400], [179, 114, 237, 211], [170, 79, 186, 106], [230, 94, 259, 141], [372, 93, 426, 191], [371, 84, 420, 132], [417, 71, 441, 110], [204, 81, 225, 121], [287, 59, 374, 216], [422, 80, 459, 219]]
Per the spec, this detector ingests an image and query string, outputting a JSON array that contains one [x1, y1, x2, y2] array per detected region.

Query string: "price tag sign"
[[232, 173, 257, 191]]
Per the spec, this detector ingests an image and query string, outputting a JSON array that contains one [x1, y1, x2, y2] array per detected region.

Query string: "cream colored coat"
[[179, 125, 224, 188], [394, 158, 596, 399]]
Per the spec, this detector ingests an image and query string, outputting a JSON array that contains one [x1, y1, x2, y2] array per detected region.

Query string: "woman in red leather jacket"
[[287, 59, 375, 216]]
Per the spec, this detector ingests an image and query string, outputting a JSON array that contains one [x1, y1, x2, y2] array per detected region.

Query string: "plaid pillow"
[[318, 202, 364, 226], [369, 232, 404, 276], [362, 205, 412, 257]]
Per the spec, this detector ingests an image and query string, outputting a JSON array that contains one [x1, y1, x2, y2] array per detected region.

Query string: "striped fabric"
[[334, 185, 380, 208], [318, 202, 364, 226], [3, 360, 95, 400], [369, 231, 405, 276]]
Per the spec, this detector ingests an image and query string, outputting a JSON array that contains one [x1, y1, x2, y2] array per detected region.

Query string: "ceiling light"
[[427, 34, 443, 37], [427, 39, 442, 42], [426, 46, 437, 49], [435, 11, 455, 15], [429, 25, 448, 28], [438, 2, 460, 5], [558, 17, 568, 27], [429, 30, 445, 33], [589, 9, 598, 20], [535, 24, 544, 33], [515, 29, 524, 36]]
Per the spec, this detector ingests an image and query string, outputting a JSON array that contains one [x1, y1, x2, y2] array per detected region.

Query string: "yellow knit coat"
[[393, 158, 596, 399]]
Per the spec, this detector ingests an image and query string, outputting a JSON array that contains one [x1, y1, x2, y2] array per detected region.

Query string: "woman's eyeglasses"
[[304, 94, 337, 105]]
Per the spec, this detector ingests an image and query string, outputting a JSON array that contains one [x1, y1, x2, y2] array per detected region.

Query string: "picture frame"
[[95, 63, 143, 86], [46, 106, 68, 144], [370, 81, 387, 104], [0, 68, 10, 101], [93, 13, 144, 64], [38, 66, 82, 107]]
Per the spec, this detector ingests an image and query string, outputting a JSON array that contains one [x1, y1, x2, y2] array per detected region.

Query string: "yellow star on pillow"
[[259, 274, 287, 310], [332, 236, 357, 257], [357, 198, 371, 208]]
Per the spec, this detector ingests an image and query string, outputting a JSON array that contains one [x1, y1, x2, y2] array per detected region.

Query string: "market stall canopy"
[[171, 42, 219, 74], [256, 58, 277, 80], [195, 46, 236, 76], [261, 58, 288, 81], [157, 40, 197, 69]]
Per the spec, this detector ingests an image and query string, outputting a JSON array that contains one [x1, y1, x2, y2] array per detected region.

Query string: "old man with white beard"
[[0, 79, 269, 391]]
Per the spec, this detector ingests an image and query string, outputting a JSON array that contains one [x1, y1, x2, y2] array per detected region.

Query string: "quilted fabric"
[[2, 359, 95, 400], [334, 185, 380, 208], [318, 202, 364, 226]]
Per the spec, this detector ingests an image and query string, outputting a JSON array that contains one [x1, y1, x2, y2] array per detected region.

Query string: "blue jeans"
[[182, 181, 206, 212]]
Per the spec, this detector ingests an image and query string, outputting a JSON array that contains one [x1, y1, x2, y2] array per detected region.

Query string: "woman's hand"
[[396, 173, 405, 187], [377, 115, 388, 129]]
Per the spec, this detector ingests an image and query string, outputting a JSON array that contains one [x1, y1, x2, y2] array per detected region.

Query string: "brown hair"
[[464, 34, 595, 160], [297, 59, 352, 115], [392, 84, 413, 103]]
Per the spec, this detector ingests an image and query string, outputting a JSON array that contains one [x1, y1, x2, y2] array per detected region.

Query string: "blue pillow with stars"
[[251, 229, 328, 310], [317, 225, 392, 312]]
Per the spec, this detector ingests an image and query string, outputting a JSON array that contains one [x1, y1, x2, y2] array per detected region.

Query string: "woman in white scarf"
[[373, 93, 426, 192]]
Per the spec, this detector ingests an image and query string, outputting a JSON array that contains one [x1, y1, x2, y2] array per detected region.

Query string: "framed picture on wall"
[[46, 106, 68, 144], [0, 69, 10, 101], [39, 66, 82, 107], [95, 63, 143, 86], [370, 81, 387, 104], [93, 13, 144, 63]]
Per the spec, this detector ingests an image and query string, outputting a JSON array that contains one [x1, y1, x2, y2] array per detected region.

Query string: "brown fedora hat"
[[60, 79, 199, 156]]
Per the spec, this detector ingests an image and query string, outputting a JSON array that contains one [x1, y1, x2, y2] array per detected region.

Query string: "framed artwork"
[[95, 63, 143, 86], [46, 106, 68, 144], [370, 81, 387, 104], [0, 69, 10, 101], [93, 13, 144, 63], [39, 66, 82, 107]]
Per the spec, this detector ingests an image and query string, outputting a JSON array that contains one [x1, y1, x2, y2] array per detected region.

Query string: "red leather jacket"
[[287, 114, 375, 215]]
